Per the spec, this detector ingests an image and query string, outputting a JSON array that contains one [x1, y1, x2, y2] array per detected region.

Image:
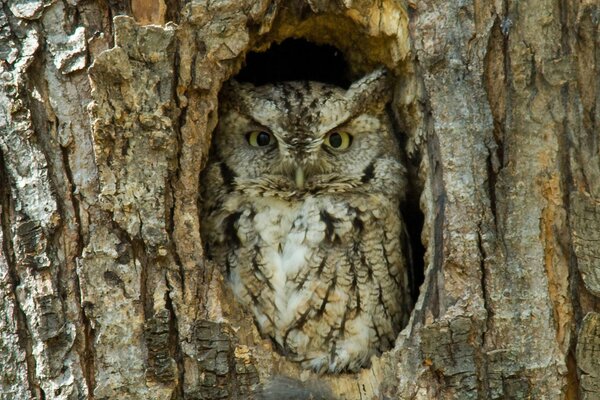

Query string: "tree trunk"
[[0, 0, 599, 399]]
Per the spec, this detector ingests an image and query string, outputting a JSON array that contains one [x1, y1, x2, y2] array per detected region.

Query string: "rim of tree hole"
[[201, 37, 426, 371]]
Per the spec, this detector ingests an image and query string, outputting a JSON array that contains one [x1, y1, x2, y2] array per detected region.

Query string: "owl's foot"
[[300, 347, 373, 374]]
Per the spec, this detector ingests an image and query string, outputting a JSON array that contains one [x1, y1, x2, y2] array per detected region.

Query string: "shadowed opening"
[[403, 191, 425, 302], [236, 39, 352, 88]]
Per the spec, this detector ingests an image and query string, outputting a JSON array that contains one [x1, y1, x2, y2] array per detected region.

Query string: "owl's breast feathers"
[[202, 183, 410, 373]]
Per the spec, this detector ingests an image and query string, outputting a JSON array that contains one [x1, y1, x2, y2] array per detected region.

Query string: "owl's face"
[[213, 68, 403, 197]]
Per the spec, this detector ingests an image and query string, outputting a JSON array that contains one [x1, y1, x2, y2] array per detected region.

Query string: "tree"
[[1, 0, 598, 399]]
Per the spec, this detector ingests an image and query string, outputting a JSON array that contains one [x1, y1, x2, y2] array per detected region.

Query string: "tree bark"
[[0, 0, 599, 399]]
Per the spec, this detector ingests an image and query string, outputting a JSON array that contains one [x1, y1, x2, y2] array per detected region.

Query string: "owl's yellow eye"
[[324, 131, 352, 150], [246, 131, 272, 147]]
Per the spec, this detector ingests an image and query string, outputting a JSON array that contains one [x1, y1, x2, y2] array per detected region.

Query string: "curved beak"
[[295, 166, 305, 189]]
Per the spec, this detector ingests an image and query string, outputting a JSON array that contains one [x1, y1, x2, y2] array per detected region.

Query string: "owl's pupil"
[[257, 132, 271, 146], [329, 133, 342, 148]]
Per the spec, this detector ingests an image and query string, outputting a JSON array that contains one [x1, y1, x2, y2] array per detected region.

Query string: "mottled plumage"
[[200, 68, 411, 373]]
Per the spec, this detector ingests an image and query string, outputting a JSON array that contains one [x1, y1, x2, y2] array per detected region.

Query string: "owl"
[[200, 68, 411, 373]]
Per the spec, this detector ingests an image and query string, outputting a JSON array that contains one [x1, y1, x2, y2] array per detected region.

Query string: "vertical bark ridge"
[[0, 2, 92, 397], [28, 58, 94, 400], [59, 144, 97, 396], [424, 113, 445, 323], [0, 149, 40, 399], [165, 279, 185, 399]]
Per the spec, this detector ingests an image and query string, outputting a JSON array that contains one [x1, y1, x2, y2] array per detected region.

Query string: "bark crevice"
[[165, 278, 185, 399], [423, 110, 445, 322]]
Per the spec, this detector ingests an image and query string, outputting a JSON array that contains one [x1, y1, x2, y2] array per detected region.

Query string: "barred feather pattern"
[[200, 69, 411, 373]]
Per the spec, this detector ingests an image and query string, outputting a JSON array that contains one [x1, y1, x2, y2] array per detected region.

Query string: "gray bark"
[[0, 0, 599, 399]]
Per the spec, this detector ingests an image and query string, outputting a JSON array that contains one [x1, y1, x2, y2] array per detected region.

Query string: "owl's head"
[[213, 68, 405, 198]]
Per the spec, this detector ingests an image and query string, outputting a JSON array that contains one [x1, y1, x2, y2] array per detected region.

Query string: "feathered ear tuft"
[[220, 79, 248, 100], [345, 67, 392, 112], [219, 79, 257, 112]]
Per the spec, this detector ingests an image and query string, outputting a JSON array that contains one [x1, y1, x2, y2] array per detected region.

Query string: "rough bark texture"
[[0, 0, 599, 399]]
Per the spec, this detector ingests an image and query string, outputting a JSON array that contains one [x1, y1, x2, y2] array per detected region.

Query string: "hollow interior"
[[402, 189, 426, 302], [236, 38, 351, 87], [234, 38, 425, 304]]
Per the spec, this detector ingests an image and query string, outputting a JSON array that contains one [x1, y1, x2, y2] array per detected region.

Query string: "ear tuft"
[[345, 67, 392, 111], [219, 79, 257, 111], [220, 79, 246, 98]]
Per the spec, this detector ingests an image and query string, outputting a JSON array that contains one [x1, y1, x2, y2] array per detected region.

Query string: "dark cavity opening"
[[403, 193, 425, 303], [236, 38, 351, 88], [392, 115, 426, 305]]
